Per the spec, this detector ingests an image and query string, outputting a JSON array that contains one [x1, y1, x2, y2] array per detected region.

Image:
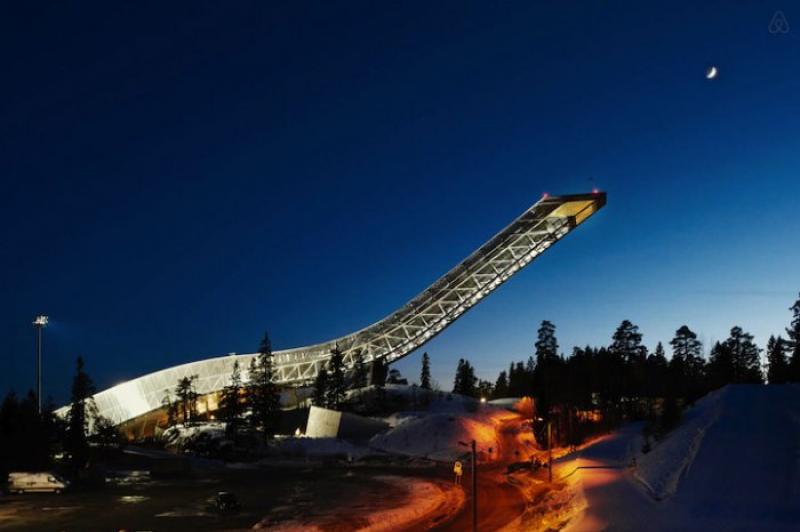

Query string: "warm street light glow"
[[33, 315, 48, 327], [480, 397, 487, 403]]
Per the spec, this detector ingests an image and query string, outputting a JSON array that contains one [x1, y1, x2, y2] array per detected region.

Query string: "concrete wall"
[[306, 406, 343, 438], [306, 406, 389, 442]]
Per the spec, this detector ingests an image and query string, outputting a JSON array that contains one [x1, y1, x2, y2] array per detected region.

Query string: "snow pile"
[[634, 388, 724, 499], [382, 412, 418, 428], [161, 422, 230, 450], [369, 408, 513, 462], [272, 436, 369, 459], [502, 470, 587, 532]]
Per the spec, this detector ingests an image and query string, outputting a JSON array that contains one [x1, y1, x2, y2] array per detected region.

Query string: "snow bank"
[[634, 388, 724, 499], [355, 476, 465, 531], [272, 435, 369, 459], [502, 470, 587, 532], [370, 407, 514, 462], [162, 422, 230, 450]]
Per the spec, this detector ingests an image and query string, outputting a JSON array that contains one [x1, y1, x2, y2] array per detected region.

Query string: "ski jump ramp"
[[72, 192, 606, 426]]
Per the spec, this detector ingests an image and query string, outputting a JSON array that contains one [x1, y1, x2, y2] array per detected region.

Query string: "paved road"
[[436, 414, 530, 532], [435, 466, 526, 532], [562, 424, 658, 532], [0, 465, 412, 531]]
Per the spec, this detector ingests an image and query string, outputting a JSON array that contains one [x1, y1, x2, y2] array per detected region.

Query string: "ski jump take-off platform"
[[73, 192, 606, 426]]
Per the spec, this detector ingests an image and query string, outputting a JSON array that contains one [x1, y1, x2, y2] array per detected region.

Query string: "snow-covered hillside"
[[566, 384, 800, 531], [634, 387, 725, 499], [368, 387, 533, 462]]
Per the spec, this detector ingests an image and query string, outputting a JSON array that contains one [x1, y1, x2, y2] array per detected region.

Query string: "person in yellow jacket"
[[453, 460, 463, 485]]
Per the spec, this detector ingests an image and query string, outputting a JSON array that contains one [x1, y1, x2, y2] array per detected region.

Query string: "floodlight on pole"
[[33, 315, 48, 414]]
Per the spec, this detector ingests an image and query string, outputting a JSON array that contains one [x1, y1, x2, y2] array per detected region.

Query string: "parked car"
[[213, 491, 240, 513], [8, 472, 70, 494]]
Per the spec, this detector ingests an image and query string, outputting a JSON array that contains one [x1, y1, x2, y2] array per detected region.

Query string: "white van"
[[8, 472, 69, 494]]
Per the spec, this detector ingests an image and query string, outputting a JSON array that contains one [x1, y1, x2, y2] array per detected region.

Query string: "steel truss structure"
[[62, 192, 605, 426]]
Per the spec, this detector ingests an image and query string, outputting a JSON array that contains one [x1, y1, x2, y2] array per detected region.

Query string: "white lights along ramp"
[[64, 192, 606, 425]]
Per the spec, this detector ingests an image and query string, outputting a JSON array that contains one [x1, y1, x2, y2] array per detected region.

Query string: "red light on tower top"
[[542, 192, 549, 199]]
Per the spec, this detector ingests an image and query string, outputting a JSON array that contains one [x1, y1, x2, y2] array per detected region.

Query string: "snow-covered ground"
[[161, 422, 229, 449], [564, 384, 800, 531], [368, 388, 531, 462], [160, 387, 537, 464], [634, 387, 725, 499], [258, 475, 465, 531]]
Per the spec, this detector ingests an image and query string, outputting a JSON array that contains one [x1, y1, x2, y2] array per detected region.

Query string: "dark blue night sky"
[[2, 2, 799, 403]]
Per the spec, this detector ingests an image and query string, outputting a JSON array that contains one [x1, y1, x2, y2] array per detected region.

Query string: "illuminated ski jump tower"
[[72, 192, 606, 425]]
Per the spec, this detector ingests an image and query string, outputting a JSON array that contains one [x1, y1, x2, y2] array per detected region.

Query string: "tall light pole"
[[547, 419, 553, 483], [33, 315, 48, 414], [459, 439, 478, 532], [535, 415, 553, 482]]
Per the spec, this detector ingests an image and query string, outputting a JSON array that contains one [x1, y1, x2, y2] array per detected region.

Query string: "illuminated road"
[[436, 413, 531, 531], [561, 424, 656, 531], [435, 466, 526, 532]]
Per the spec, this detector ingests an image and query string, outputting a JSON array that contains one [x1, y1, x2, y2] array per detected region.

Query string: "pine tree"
[[326, 345, 347, 409], [787, 294, 800, 382], [706, 341, 734, 390], [670, 326, 704, 373], [162, 394, 178, 426], [610, 320, 646, 362], [455, 359, 478, 398], [725, 326, 763, 384], [653, 342, 667, 361], [525, 356, 536, 391], [420, 352, 432, 390], [766, 335, 789, 384], [510, 361, 526, 396], [492, 370, 509, 399], [535, 320, 559, 364], [219, 360, 244, 432], [647, 342, 668, 405], [66, 356, 96, 470], [610, 320, 647, 406], [248, 332, 281, 439], [351, 350, 369, 390], [670, 325, 706, 402], [533, 320, 561, 416], [0, 391, 57, 472], [453, 359, 465, 394], [175, 375, 198, 424], [91, 415, 122, 447], [312, 368, 329, 407]]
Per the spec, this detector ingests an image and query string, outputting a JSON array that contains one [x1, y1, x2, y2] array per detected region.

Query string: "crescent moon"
[[706, 66, 718, 79]]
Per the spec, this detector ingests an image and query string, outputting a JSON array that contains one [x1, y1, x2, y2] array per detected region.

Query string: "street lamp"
[[33, 315, 48, 414], [458, 439, 478, 532], [532, 416, 553, 482]]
